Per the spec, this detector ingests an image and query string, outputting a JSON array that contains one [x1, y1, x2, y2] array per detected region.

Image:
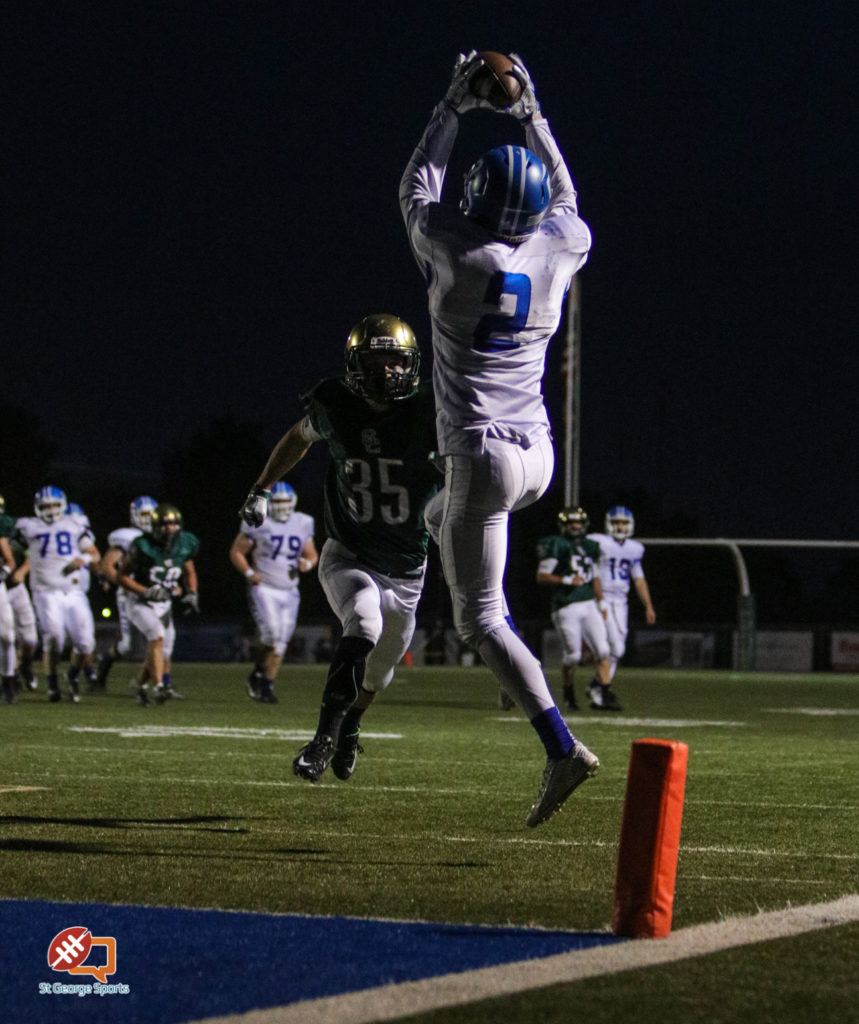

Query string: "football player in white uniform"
[[16, 486, 101, 701], [94, 495, 158, 691], [230, 482, 318, 703], [587, 506, 656, 684], [401, 52, 598, 826]]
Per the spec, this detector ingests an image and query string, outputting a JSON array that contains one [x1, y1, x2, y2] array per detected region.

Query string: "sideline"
[[191, 894, 858, 1024]]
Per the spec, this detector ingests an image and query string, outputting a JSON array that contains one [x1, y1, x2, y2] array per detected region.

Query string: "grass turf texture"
[[1, 665, 856, 1020]]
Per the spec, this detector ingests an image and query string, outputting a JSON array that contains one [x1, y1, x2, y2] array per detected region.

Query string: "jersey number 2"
[[474, 272, 531, 352]]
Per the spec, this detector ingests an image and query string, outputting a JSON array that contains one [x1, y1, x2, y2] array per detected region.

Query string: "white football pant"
[[32, 588, 96, 655], [552, 600, 611, 665], [127, 599, 176, 659], [603, 596, 630, 679], [426, 435, 559, 718], [318, 538, 424, 692], [248, 581, 300, 656]]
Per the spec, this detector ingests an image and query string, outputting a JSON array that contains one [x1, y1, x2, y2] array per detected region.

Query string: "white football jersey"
[[400, 107, 591, 455], [16, 514, 96, 592], [241, 511, 315, 590], [107, 525, 142, 552], [587, 533, 646, 600], [67, 511, 94, 593]]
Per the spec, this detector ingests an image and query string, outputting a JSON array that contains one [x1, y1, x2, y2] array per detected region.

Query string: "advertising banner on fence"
[[830, 632, 859, 672]]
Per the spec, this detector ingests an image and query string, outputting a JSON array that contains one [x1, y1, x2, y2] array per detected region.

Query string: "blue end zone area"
[[5, 898, 623, 1023]]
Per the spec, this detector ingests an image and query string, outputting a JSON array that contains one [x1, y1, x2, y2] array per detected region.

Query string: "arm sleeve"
[[399, 103, 460, 235], [524, 117, 578, 217]]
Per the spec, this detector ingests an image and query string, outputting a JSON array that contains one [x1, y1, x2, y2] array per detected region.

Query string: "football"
[[469, 51, 523, 109], [48, 926, 92, 970]]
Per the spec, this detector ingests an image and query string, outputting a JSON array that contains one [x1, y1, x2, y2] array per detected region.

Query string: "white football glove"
[[507, 52, 542, 123], [0, 564, 10, 584], [240, 485, 270, 528], [443, 50, 489, 114], [143, 584, 171, 603], [181, 591, 200, 615]]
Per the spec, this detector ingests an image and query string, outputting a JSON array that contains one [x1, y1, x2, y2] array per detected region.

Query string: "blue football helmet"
[[130, 495, 158, 533], [460, 145, 550, 240], [268, 482, 297, 523], [34, 486, 67, 524], [66, 501, 91, 527], [606, 506, 635, 540]]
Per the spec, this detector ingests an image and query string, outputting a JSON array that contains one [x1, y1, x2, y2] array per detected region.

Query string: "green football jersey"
[[0, 513, 26, 570], [302, 378, 439, 578], [126, 531, 200, 592], [536, 533, 602, 610]]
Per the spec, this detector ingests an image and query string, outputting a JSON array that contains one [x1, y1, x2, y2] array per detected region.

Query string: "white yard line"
[[764, 707, 859, 716], [188, 895, 859, 1024]]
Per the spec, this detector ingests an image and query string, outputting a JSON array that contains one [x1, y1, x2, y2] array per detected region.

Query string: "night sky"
[[6, 2, 857, 539]]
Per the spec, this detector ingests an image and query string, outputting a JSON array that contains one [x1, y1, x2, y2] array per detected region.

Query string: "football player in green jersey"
[[117, 503, 200, 705], [240, 313, 439, 782], [536, 507, 617, 711], [0, 495, 38, 696]]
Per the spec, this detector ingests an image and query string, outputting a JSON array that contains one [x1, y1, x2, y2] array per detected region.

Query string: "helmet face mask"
[[130, 495, 158, 533], [34, 486, 67, 524], [268, 482, 297, 523], [558, 506, 589, 540], [345, 314, 420, 403], [606, 506, 635, 540], [461, 145, 551, 241], [151, 503, 183, 548]]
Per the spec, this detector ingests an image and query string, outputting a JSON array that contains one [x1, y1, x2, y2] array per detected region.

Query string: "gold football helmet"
[[345, 313, 420, 402], [558, 507, 589, 539], [151, 503, 183, 548]]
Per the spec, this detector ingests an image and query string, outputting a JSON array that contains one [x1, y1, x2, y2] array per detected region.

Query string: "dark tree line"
[[3, 402, 857, 629]]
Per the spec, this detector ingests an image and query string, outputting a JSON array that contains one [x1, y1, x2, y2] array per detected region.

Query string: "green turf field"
[[1, 664, 856, 1022]]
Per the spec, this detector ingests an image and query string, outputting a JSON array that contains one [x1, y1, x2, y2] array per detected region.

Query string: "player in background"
[[537, 507, 617, 712], [400, 51, 598, 825], [0, 529, 17, 702], [94, 496, 158, 691], [117, 503, 200, 706], [587, 505, 656, 686], [0, 495, 39, 694], [63, 500, 102, 691], [16, 486, 101, 702], [229, 482, 318, 703], [240, 314, 438, 783]]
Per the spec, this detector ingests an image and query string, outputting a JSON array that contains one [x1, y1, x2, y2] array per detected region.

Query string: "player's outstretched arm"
[[240, 421, 313, 527]]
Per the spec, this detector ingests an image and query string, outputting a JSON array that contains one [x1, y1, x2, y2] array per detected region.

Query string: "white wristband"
[[244, 568, 255, 579], [598, 600, 607, 612], [561, 575, 575, 586], [80, 552, 94, 565]]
